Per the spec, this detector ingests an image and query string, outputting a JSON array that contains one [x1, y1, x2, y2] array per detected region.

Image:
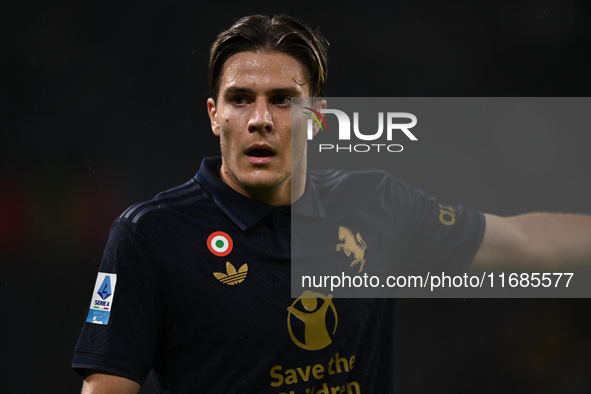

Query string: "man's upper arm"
[[471, 212, 591, 269], [81, 370, 140, 394], [73, 217, 165, 384], [471, 213, 528, 269]]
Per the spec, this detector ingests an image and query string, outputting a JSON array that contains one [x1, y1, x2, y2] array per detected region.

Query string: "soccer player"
[[73, 14, 591, 394]]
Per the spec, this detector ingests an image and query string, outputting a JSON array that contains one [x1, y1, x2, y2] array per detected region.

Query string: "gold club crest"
[[336, 226, 367, 273]]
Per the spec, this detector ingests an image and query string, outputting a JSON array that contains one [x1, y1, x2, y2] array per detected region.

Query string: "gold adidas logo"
[[214, 262, 248, 285]]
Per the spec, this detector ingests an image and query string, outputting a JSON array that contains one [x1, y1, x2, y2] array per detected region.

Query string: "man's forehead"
[[219, 51, 309, 94]]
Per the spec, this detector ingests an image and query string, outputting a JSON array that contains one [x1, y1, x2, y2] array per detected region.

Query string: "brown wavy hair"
[[209, 14, 329, 101]]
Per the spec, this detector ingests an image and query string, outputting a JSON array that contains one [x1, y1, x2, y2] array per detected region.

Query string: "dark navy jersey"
[[73, 156, 485, 393]]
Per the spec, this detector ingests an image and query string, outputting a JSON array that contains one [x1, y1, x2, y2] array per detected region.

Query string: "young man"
[[73, 14, 591, 394]]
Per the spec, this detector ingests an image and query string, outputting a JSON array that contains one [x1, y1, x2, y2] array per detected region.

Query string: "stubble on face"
[[209, 51, 311, 206], [218, 131, 293, 192]]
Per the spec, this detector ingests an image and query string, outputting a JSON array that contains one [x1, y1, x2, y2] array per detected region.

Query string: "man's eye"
[[274, 96, 291, 106], [231, 96, 248, 105]]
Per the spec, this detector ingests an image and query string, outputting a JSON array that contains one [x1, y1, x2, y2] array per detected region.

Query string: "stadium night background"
[[2, 1, 591, 393]]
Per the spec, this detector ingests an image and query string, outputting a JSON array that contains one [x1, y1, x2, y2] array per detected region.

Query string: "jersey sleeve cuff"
[[461, 210, 486, 272], [72, 350, 150, 385]]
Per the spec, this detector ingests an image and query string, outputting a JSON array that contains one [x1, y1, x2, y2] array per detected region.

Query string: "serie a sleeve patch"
[[85, 272, 117, 325]]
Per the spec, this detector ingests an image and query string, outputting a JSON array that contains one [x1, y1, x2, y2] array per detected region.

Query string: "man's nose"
[[248, 98, 273, 133]]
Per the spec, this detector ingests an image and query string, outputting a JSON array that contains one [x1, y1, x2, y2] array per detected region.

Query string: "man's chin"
[[221, 161, 291, 196]]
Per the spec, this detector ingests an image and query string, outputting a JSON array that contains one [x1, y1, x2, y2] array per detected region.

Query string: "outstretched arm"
[[472, 213, 591, 270], [81, 370, 140, 394]]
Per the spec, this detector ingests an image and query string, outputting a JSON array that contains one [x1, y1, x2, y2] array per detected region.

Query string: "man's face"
[[207, 51, 310, 204]]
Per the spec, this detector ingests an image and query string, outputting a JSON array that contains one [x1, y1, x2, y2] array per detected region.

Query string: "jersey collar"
[[196, 157, 325, 231]]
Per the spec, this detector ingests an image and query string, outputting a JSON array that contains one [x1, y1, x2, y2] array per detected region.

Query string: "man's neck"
[[218, 166, 305, 207]]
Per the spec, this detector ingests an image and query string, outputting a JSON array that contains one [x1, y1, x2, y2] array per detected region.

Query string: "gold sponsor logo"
[[287, 290, 337, 351], [438, 204, 456, 226], [336, 226, 367, 272], [269, 352, 360, 393], [213, 262, 248, 285]]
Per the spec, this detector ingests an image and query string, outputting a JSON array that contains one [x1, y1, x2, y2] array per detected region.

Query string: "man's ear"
[[314, 99, 327, 112], [207, 97, 220, 137]]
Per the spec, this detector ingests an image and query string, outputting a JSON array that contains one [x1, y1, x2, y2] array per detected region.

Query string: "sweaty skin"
[[207, 51, 322, 207]]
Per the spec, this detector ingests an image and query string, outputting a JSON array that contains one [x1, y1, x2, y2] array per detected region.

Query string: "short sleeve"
[[387, 176, 485, 275], [72, 217, 168, 385]]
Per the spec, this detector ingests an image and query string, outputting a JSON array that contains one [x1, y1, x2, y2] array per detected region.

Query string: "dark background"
[[2, 1, 591, 393]]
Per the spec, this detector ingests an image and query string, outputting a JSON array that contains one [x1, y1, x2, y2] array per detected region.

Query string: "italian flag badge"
[[207, 231, 233, 256]]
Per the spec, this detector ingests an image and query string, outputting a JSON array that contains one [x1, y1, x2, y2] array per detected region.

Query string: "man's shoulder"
[[309, 167, 411, 192], [307, 168, 420, 214], [309, 167, 390, 184], [116, 176, 211, 226]]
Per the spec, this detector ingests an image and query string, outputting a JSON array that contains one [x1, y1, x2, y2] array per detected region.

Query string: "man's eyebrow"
[[222, 86, 304, 97], [222, 86, 251, 96], [267, 87, 304, 96]]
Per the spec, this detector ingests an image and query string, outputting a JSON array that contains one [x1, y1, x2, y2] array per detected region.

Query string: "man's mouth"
[[246, 148, 275, 164], [247, 149, 275, 157]]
